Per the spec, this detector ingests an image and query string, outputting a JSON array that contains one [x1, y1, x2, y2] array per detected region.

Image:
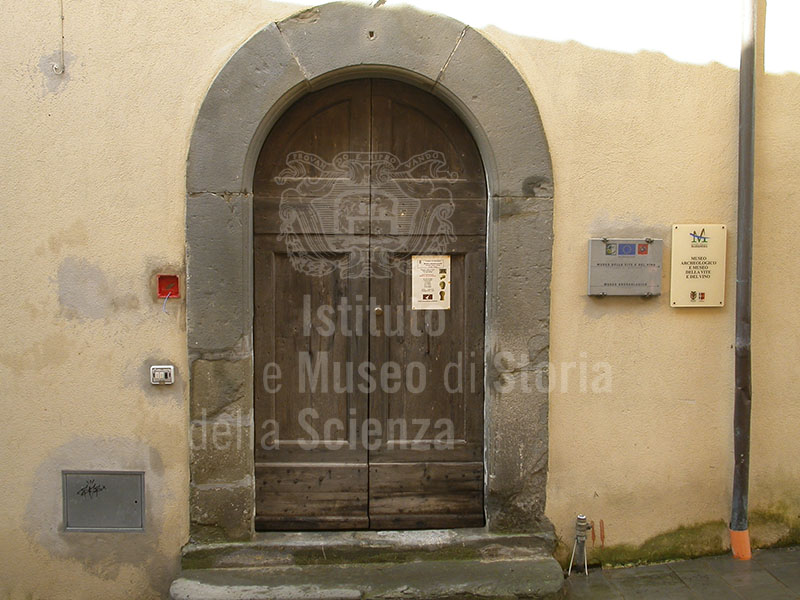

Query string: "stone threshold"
[[171, 558, 565, 599], [181, 528, 558, 570], [172, 528, 565, 599]]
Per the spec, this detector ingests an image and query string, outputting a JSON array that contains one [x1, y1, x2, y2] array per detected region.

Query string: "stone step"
[[170, 557, 565, 600], [182, 529, 557, 570]]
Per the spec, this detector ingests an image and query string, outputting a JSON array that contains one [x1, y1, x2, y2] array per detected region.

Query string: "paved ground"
[[565, 546, 800, 599]]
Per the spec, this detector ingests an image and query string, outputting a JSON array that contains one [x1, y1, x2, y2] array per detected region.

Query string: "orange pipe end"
[[730, 529, 752, 560]]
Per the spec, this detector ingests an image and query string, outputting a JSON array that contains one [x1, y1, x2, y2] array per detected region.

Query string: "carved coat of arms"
[[276, 151, 457, 278]]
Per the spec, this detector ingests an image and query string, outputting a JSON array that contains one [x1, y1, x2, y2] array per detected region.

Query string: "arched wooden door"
[[253, 79, 486, 530]]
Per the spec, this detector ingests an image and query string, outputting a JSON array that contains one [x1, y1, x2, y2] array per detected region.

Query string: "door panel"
[[370, 79, 485, 199], [253, 79, 486, 530], [254, 235, 370, 529], [367, 236, 485, 528], [367, 237, 484, 460], [254, 79, 371, 237], [368, 462, 484, 529], [254, 79, 371, 201], [255, 464, 369, 530]]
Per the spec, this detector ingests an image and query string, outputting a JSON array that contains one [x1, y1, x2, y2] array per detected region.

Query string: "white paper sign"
[[411, 255, 450, 310]]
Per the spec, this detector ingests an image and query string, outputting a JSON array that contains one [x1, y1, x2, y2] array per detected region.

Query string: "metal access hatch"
[[62, 471, 144, 532]]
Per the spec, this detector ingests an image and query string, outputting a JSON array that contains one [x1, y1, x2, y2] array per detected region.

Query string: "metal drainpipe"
[[730, 0, 757, 561]]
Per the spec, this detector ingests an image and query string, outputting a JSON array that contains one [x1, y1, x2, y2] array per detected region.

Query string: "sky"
[[283, 0, 799, 74]]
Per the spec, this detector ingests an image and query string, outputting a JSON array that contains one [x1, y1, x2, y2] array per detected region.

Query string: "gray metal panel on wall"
[[63, 471, 144, 532]]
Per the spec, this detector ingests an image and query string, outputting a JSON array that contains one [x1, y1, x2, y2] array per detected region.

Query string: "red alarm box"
[[157, 274, 180, 299]]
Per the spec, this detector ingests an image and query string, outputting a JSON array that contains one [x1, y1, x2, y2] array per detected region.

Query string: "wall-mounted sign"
[[411, 255, 450, 310], [588, 238, 662, 296], [670, 224, 726, 307]]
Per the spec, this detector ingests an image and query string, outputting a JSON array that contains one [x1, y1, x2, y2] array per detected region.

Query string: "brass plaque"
[[588, 238, 662, 296], [670, 224, 727, 307]]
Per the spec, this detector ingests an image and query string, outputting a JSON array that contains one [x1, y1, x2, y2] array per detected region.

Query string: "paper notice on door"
[[411, 255, 450, 310]]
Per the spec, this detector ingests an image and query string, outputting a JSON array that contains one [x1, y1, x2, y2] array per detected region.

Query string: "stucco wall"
[[505, 33, 740, 557], [0, 2, 301, 599], [1, 1, 799, 598], [486, 27, 800, 559], [749, 64, 800, 546]]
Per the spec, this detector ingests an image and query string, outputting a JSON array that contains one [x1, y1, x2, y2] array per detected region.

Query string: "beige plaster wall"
[[487, 26, 800, 559], [748, 64, 800, 546], [1, 1, 798, 597], [495, 31, 738, 552], [0, 2, 300, 599]]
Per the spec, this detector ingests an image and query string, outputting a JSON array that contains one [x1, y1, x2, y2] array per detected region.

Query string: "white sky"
[[762, 0, 800, 74], [286, 0, 800, 74]]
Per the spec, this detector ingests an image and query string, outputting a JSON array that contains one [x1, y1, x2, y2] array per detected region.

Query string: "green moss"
[[181, 547, 218, 570], [293, 545, 481, 565], [555, 520, 729, 569], [750, 507, 800, 548], [555, 507, 800, 570]]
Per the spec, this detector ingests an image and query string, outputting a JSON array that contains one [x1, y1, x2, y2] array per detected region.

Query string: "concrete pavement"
[[565, 546, 800, 599]]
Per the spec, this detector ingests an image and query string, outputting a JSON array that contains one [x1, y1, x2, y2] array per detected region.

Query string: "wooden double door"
[[253, 79, 486, 530]]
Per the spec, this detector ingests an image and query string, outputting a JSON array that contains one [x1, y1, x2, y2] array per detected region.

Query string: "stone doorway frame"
[[185, 1, 554, 542]]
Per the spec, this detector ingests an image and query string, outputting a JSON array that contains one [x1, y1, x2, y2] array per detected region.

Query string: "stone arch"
[[186, 1, 554, 540]]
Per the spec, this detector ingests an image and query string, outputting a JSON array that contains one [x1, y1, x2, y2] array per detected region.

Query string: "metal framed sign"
[[588, 238, 662, 296], [62, 471, 144, 532], [670, 224, 726, 307]]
